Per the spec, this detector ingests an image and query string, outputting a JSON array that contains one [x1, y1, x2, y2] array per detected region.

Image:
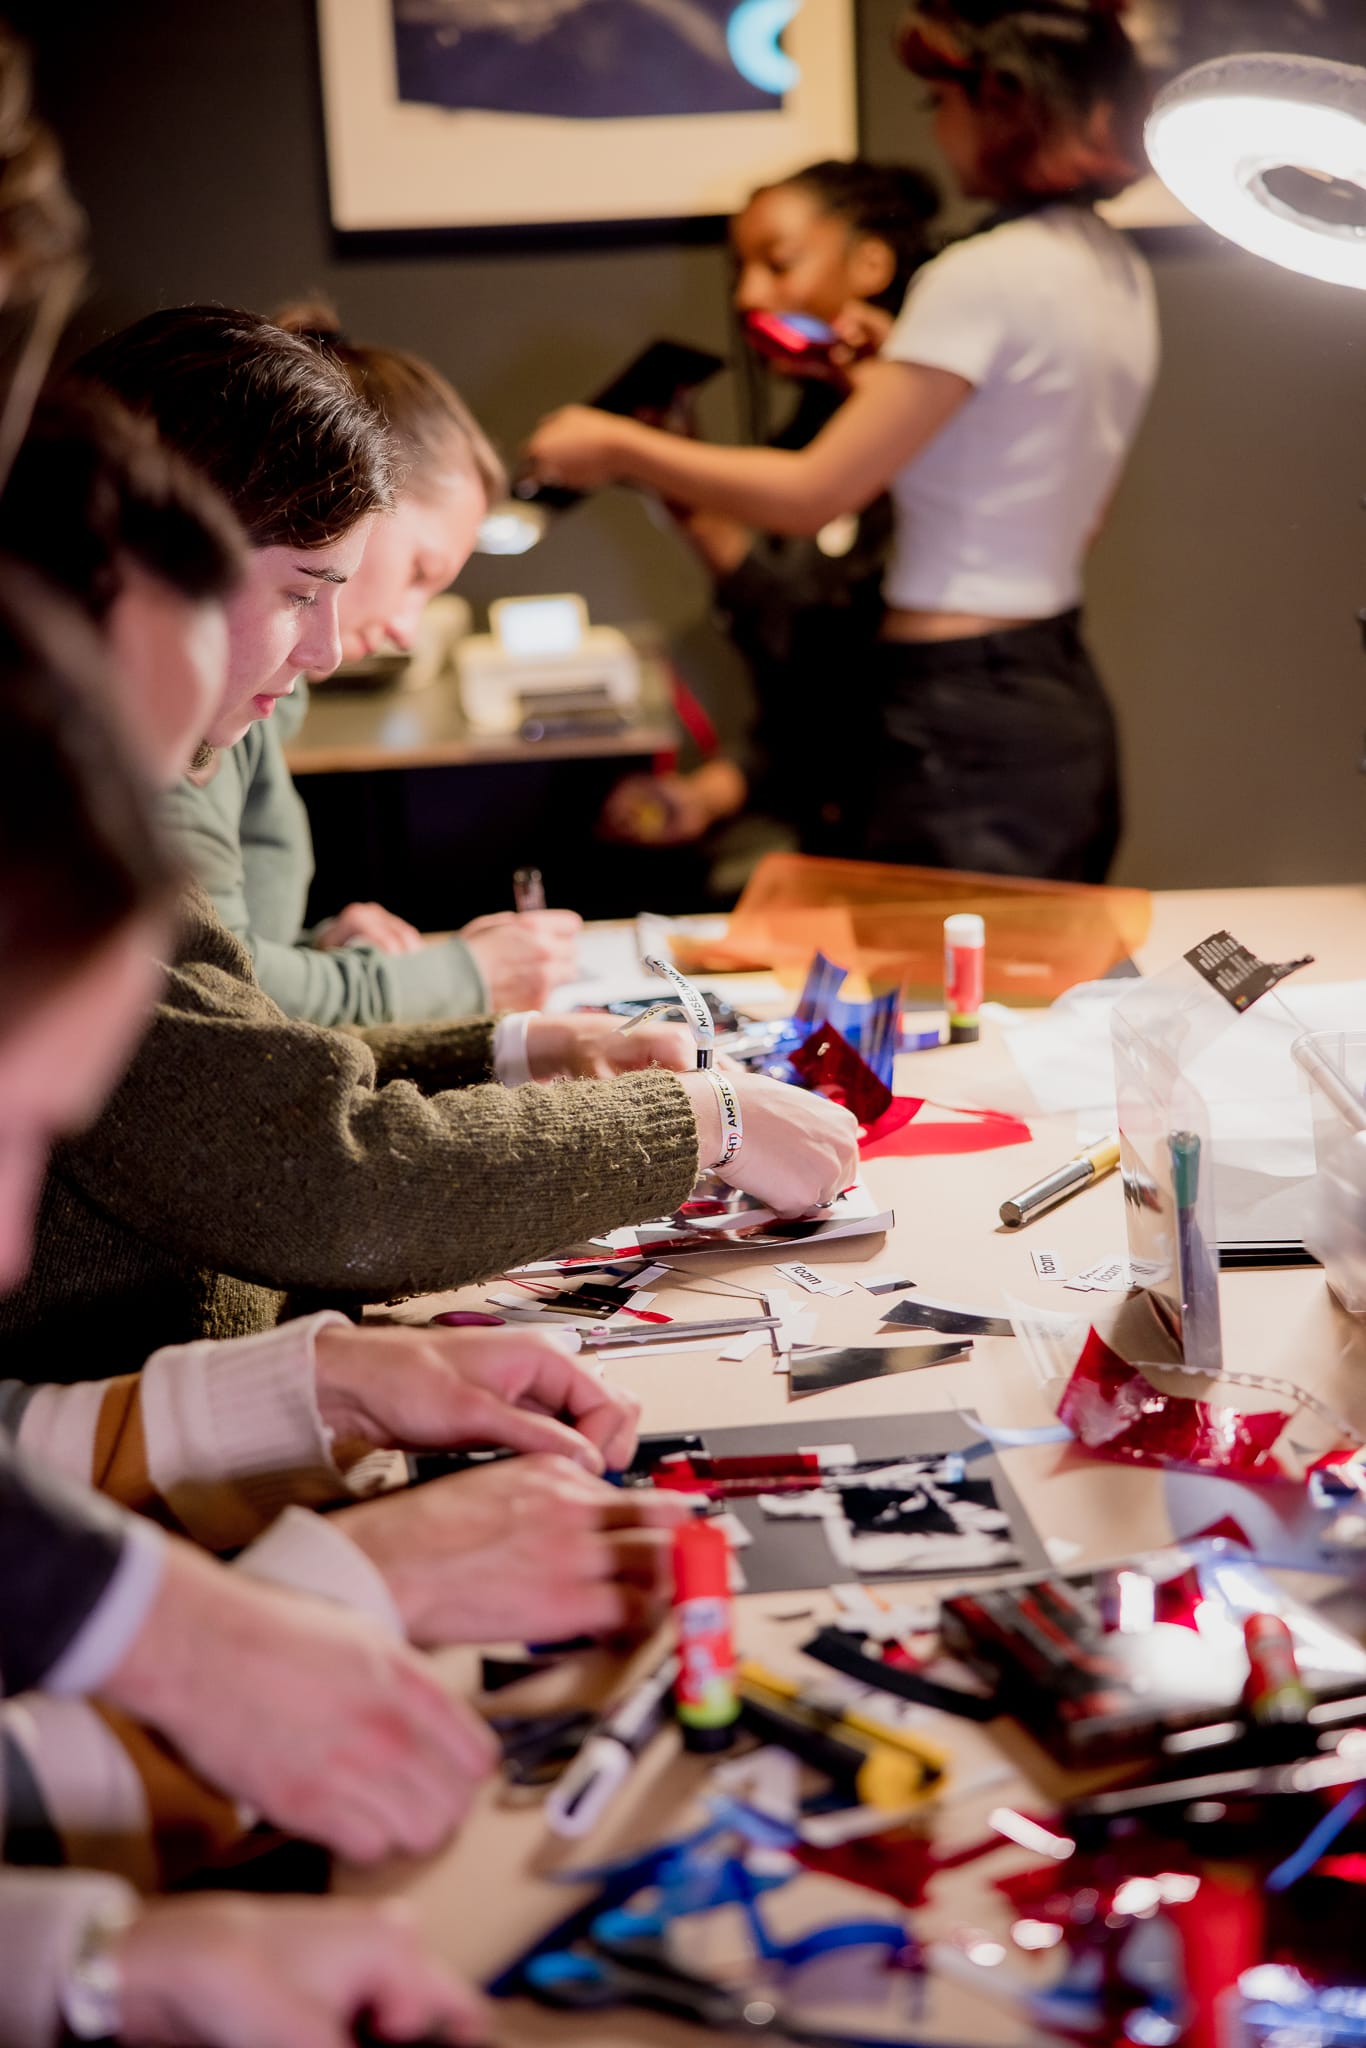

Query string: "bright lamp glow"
[[1146, 53, 1366, 290]]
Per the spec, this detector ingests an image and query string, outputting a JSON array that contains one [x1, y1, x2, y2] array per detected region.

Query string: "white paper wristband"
[[704, 1068, 743, 1168]]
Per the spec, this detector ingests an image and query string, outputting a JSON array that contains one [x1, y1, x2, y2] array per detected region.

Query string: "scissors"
[[490, 1706, 599, 1788], [524, 1930, 928, 2048]]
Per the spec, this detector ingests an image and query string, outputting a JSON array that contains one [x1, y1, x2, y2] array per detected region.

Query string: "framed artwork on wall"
[[317, 0, 858, 237], [1105, 0, 1366, 228]]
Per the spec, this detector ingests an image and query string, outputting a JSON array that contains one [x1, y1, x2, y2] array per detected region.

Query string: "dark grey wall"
[[17, 0, 1365, 888]]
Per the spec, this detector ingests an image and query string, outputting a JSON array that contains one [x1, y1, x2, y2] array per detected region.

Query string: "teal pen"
[[1169, 1129, 1214, 1337]]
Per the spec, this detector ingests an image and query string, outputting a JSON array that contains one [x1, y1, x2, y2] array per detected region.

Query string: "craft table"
[[340, 883, 1366, 2043]]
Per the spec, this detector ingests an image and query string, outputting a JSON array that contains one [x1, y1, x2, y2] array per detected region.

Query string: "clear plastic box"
[[1292, 1029, 1366, 1314]]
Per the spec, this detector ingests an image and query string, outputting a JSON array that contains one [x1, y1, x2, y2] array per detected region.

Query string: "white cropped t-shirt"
[[880, 204, 1160, 618]]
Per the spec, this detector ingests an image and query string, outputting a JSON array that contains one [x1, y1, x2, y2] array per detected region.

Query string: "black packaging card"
[[1183, 931, 1314, 1013]]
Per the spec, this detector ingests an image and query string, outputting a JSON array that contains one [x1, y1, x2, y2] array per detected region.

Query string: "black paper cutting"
[[788, 1343, 971, 1398]]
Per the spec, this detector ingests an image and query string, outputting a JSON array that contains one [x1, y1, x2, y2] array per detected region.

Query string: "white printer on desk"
[[456, 594, 642, 738]]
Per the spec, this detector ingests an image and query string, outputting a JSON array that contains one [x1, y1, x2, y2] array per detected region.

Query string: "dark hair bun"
[[274, 298, 351, 350]]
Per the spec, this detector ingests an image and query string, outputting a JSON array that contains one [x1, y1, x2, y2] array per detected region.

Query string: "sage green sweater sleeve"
[[159, 720, 488, 1027], [37, 888, 701, 1307]]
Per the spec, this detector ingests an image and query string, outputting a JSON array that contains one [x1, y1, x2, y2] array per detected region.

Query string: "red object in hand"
[[789, 1019, 893, 1126]]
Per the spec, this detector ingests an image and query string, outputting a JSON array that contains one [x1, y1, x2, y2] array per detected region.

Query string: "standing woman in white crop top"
[[525, 0, 1160, 883]]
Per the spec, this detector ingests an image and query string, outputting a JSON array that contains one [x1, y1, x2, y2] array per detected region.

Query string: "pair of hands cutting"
[[517, 1012, 861, 1220], [316, 901, 582, 1013], [104, 1326, 682, 1871]]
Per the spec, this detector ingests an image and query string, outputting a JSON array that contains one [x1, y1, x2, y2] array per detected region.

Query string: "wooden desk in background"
[[341, 884, 1366, 2044], [283, 664, 679, 928], [284, 670, 677, 778]]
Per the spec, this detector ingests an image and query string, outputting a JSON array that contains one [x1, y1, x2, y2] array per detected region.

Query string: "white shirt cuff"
[[492, 1011, 535, 1087], [234, 1506, 405, 1639], [41, 1518, 167, 1699], [139, 1311, 352, 1549], [0, 1871, 139, 2048]]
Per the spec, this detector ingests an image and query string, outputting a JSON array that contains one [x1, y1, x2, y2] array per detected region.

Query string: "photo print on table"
[[760, 1458, 1023, 1578], [620, 1416, 1047, 1593]]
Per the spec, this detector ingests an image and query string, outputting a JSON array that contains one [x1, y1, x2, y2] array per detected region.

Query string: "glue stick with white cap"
[[943, 914, 985, 1046]]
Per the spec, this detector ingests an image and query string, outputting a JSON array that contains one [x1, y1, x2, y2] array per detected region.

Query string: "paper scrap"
[[623, 1290, 658, 1311], [1031, 1249, 1066, 1281], [634, 1264, 669, 1288], [1005, 1295, 1091, 1387], [711, 1510, 753, 1550], [789, 1343, 970, 1398], [831, 1584, 938, 1638], [1067, 1256, 1132, 1294], [860, 1273, 915, 1296], [776, 1261, 853, 1299], [883, 1297, 1014, 1338], [1045, 1535, 1084, 1568], [719, 1330, 769, 1363], [597, 1340, 738, 1360], [799, 1443, 858, 1467]]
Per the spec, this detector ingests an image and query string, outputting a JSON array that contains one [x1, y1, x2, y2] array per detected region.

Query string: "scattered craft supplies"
[[511, 1181, 892, 1275], [940, 1542, 1366, 1767], [1057, 1327, 1291, 1479], [881, 1296, 1016, 1339], [787, 1343, 971, 1398], [619, 1416, 1046, 1593]]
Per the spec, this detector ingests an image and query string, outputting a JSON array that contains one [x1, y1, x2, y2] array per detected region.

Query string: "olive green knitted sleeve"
[[58, 953, 700, 1298], [352, 1017, 500, 1091]]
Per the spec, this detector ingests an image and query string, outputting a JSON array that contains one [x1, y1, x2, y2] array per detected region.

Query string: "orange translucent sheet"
[[674, 853, 1152, 1006]]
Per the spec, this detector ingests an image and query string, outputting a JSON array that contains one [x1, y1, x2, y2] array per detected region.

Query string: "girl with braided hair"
[[599, 155, 941, 878]]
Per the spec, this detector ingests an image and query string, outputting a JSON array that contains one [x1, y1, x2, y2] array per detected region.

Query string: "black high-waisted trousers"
[[858, 609, 1121, 884]]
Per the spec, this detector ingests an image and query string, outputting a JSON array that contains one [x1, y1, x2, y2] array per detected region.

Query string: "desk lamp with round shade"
[[1147, 49, 1366, 724], [1145, 51, 1366, 290]]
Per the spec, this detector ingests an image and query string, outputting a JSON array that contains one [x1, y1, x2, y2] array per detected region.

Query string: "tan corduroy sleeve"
[[9, 1316, 394, 1551], [56, 897, 701, 1300]]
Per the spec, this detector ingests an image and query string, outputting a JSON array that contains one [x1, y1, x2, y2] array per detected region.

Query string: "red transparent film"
[[673, 852, 1152, 1006], [1058, 1329, 1290, 1478], [789, 1020, 893, 1126]]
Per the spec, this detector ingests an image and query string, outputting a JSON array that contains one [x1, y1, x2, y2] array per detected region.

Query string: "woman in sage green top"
[[161, 303, 580, 1027]]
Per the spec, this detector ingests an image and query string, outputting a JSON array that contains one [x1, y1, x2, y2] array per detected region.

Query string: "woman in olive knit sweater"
[[0, 309, 857, 1379]]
